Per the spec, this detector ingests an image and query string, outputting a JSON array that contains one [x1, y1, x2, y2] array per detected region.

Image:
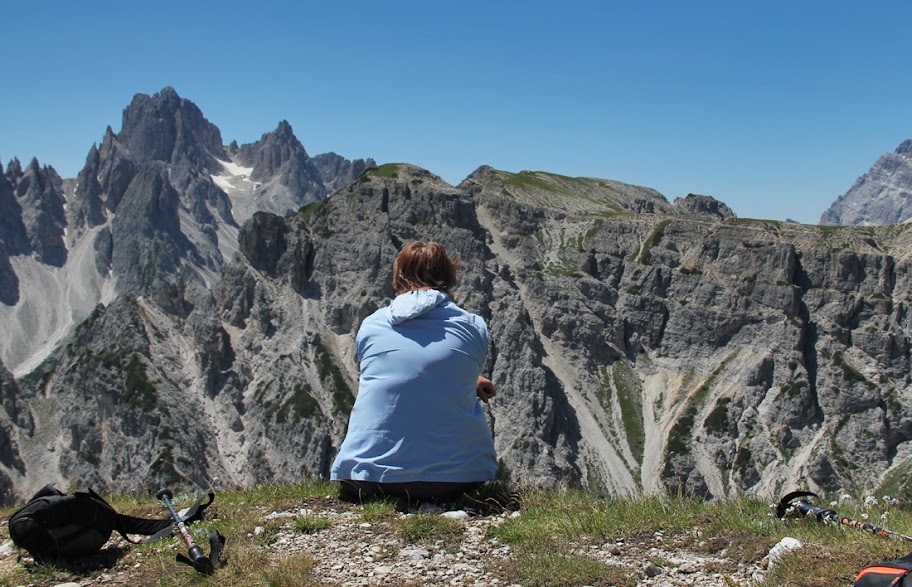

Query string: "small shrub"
[[122, 353, 157, 410]]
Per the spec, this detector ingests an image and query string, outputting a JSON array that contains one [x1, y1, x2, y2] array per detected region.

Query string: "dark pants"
[[338, 480, 483, 503]]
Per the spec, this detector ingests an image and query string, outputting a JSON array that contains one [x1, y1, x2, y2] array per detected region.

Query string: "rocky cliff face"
[[313, 152, 377, 194], [0, 88, 373, 377], [5, 163, 912, 503], [225, 120, 328, 222], [0, 165, 29, 305], [0, 359, 29, 502], [821, 140, 912, 225]]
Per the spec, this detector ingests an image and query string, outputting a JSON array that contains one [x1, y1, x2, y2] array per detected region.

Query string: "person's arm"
[[476, 375, 496, 403]]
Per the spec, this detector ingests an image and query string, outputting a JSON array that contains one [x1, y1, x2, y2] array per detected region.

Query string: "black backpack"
[[855, 553, 912, 587], [7, 485, 213, 560]]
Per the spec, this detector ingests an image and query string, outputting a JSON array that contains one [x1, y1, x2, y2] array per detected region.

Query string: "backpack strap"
[[117, 492, 215, 543], [30, 485, 66, 500]]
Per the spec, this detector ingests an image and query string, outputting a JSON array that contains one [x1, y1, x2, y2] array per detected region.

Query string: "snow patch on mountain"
[[211, 157, 259, 224]]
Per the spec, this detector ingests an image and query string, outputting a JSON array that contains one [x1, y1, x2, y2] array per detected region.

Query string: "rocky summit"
[[820, 139, 912, 225], [0, 87, 374, 379], [3, 158, 912, 505]]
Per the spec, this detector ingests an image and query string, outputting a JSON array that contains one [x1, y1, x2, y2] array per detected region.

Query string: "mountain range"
[[821, 139, 912, 225], [1, 88, 912, 505], [0, 87, 374, 378]]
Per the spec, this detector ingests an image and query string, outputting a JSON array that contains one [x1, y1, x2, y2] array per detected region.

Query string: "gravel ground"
[[255, 497, 768, 587], [1, 496, 774, 587]]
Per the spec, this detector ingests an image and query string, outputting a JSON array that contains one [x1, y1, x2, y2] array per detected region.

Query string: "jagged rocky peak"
[[312, 152, 377, 194], [5, 158, 23, 184], [0, 162, 28, 253], [117, 86, 225, 170], [820, 138, 912, 226], [672, 193, 735, 219], [70, 143, 107, 230], [224, 120, 327, 218], [236, 119, 312, 181], [14, 158, 67, 266], [0, 168, 28, 306]]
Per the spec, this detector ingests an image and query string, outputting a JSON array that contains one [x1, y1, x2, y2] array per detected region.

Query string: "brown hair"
[[391, 241, 460, 296]]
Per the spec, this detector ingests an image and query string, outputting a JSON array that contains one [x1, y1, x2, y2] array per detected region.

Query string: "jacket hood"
[[386, 289, 449, 324]]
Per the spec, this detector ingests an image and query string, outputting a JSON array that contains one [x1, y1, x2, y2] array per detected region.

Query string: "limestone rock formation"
[[312, 152, 377, 194], [673, 194, 735, 219], [0, 165, 28, 305], [821, 140, 912, 225], [0, 88, 372, 376], [0, 360, 28, 501], [6, 163, 912, 505], [229, 120, 327, 221], [11, 158, 67, 267]]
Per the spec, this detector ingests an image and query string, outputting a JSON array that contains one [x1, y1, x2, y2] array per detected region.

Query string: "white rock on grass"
[[442, 510, 469, 521], [767, 537, 802, 568]]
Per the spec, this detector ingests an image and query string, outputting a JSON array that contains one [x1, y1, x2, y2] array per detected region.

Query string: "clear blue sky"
[[2, 1, 910, 224]]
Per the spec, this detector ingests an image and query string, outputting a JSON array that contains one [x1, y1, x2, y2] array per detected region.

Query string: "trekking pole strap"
[[128, 492, 215, 543], [778, 490, 912, 544]]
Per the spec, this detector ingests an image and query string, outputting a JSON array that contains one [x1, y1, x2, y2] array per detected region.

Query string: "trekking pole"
[[776, 490, 912, 544], [156, 488, 215, 575]]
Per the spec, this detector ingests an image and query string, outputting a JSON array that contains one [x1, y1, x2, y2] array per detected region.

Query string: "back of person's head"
[[392, 241, 460, 296]]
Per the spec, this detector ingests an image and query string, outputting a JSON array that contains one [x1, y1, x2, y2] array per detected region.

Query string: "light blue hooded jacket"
[[330, 289, 497, 483]]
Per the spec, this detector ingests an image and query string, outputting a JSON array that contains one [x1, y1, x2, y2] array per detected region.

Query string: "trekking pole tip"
[[156, 488, 174, 501]]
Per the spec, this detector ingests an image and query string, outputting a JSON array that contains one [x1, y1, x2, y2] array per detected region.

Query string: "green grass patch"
[[594, 366, 614, 415], [819, 225, 844, 238], [263, 554, 326, 587], [663, 355, 735, 479], [276, 384, 320, 423], [583, 219, 603, 242], [314, 342, 354, 414], [613, 360, 644, 464], [877, 460, 912, 504], [369, 163, 402, 179], [360, 499, 398, 523], [395, 513, 464, 544], [293, 515, 331, 534], [704, 396, 731, 434], [629, 219, 672, 264], [490, 491, 705, 546], [495, 548, 632, 587], [833, 351, 876, 389], [503, 171, 571, 195], [299, 199, 331, 223], [545, 259, 582, 278], [122, 353, 156, 411]]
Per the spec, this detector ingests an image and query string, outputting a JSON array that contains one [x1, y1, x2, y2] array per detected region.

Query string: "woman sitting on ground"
[[331, 240, 498, 502]]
